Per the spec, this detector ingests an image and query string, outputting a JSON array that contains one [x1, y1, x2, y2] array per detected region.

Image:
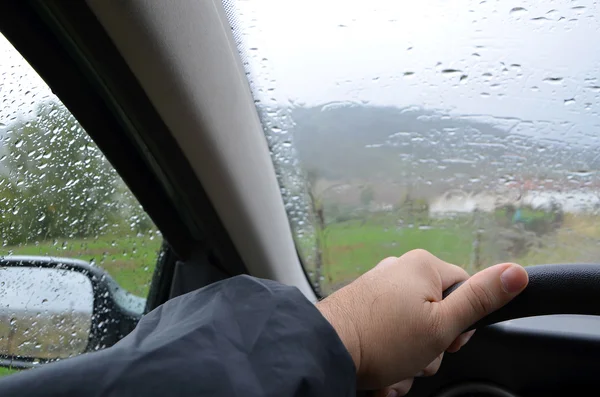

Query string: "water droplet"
[[543, 77, 563, 84], [441, 69, 462, 76], [509, 7, 528, 16], [531, 16, 550, 23]]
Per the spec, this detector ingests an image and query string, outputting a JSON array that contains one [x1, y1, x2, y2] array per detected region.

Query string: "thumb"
[[441, 263, 529, 335]]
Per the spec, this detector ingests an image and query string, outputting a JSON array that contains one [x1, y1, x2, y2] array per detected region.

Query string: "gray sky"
[[230, 0, 600, 144], [1, 1, 599, 143], [0, 1, 599, 149], [0, 34, 54, 127]]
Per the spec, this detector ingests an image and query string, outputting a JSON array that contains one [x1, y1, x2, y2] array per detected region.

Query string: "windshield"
[[225, 0, 600, 295]]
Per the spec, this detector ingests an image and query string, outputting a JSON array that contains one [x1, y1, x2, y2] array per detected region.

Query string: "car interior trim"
[[87, 0, 317, 300]]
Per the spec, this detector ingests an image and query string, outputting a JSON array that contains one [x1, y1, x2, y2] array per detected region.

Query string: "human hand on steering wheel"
[[317, 249, 529, 396]]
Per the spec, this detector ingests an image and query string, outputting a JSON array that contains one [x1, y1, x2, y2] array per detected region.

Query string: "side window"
[[0, 35, 161, 374]]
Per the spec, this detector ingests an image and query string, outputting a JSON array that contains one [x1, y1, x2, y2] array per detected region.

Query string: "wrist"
[[316, 293, 362, 374]]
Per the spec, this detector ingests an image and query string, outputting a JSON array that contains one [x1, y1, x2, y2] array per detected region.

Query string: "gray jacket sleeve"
[[0, 275, 356, 396]]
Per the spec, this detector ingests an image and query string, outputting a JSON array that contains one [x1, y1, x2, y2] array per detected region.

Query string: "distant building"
[[429, 190, 512, 216], [430, 188, 600, 216]]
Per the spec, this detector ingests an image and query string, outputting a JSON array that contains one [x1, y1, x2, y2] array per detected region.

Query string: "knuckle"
[[466, 282, 495, 315], [453, 264, 470, 279], [374, 256, 401, 270], [402, 249, 434, 265], [408, 248, 433, 258]]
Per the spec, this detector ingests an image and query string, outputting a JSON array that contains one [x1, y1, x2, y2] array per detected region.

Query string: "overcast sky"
[[0, 34, 54, 127], [1, 1, 599, 143], [229, 0, 600, 144]]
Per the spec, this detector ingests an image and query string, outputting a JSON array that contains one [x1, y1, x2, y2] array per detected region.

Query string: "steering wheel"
[[357, 264, 600, 396], [442, 263, 600, 331]]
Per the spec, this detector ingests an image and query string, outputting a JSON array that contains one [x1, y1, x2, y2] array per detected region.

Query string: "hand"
[[368, 327, 476, 397], [316, 249, 528, 393]]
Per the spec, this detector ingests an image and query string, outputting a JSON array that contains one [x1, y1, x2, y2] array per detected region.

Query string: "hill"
[[287, 103, 599, 199]]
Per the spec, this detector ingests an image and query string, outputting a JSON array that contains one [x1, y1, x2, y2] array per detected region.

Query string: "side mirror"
[[0, 256, 144, 369]]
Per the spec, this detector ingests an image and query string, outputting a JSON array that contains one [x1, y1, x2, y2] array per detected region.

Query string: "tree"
[[305, 169, 326, 296], [0, 102, 119, 244], [360, 185, 374, 207]]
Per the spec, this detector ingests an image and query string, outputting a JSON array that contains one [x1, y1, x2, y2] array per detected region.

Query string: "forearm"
[[0, 275, 357, 397]]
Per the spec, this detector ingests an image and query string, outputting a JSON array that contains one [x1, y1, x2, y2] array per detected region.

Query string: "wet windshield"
[[225, 0, 600, 295]]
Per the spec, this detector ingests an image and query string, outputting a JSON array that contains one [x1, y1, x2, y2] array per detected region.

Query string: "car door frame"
[[0, 1, 251, 313]]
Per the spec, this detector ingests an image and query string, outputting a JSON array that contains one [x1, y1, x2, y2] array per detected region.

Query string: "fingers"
[[436, 262, 470, 291], [419, 352, 443, 376], [375, 354, 443, 397], [446, 330, 476, 353], [370, 345, 456, 396], [440, 263, 529, 336], [401, 249, 469, 291], [374, 378, 414, 397]]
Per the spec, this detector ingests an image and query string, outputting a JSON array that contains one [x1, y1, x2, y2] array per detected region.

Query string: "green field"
[[0, 233, 161, 378], [314, 212, 600, 293], [5, 233, 162, 297], [0, 368, 16, 377], [321, 219, 474, 286]]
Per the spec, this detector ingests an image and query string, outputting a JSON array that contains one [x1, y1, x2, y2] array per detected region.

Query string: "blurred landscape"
[[0, 309, 90, 359], [1, 87, 600, 373], [7, 235, 161, 297], [0, 102, 162, 297], [3, 0, 599, 380], [275, 103, 600, 294], [2, 98, 600, 373], [0, 102, 161, 376]]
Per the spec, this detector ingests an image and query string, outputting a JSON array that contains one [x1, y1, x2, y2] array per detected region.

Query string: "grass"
[[0, 232, 161, 378], [0, 368, 17, 377], [322, 219, 474, 286], [316, 212, 600, 292], [4, 232, 162, 296], [518, 214, 600, 266]]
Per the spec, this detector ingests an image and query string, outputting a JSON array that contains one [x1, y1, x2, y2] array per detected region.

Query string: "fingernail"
[[415, 371, 425, 377], [461, 330, 476, 347], [386, 391, 399, 397], [500, 265, 527, 293], [464, 330, 476, 342]]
